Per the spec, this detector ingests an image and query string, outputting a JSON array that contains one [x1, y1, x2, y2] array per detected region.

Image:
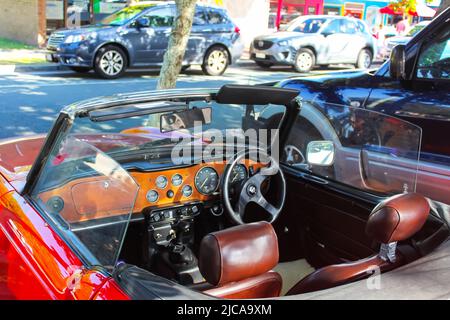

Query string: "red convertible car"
[[0, 85, 448, 300]]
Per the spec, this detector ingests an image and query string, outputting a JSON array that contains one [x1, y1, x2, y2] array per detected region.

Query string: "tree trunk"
[[157, 0, 197, 90], [435, 0, 449, 15]]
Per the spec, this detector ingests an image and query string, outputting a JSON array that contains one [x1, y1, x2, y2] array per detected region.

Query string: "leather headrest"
[[366, 193, 430, 244], [198, 221, 279, 286]]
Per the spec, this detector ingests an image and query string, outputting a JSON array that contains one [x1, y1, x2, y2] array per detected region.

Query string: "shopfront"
[[269, 0, 324, 29], [45, 0, 128, 35], [322, 0, 388, 27]]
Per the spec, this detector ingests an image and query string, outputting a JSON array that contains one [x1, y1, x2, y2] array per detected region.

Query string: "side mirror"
[[306, 141, 335, 166], [135, 17, 150, 28], [389, 44, 406, 80]]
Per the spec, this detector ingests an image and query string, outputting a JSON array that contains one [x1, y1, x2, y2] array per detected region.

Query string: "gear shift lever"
[[169, 221, 194, 265]]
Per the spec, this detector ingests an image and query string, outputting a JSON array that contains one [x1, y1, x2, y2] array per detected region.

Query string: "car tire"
[[202, 46, 229, 76], [94, 45, 128, 79], [294, 48, 315, 73], [69, 67, 91, 74], [255, 61, 273, 68], [181, 65, 191, 72], [356, 49, 372, 69]]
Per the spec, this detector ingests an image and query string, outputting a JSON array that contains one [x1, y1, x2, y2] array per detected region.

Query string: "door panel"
[[274, 168, 377, 267]]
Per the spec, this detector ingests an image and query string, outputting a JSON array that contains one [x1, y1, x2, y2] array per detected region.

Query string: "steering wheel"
[[222, 149, 286, 225]]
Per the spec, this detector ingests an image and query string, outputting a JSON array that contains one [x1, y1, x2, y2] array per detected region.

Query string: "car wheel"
[[356, 49, 372, 69], [94, 45, 127, 79], [69, 67, 91, 73], [294, 48, 315, 73], [255, 61, 273, 68], [181, 65, 190, 72], [202, 46, 229, 76]]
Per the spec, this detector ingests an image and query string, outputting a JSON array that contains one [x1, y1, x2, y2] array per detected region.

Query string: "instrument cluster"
[[146, 173, 193, 204], [144, 163, 250, 207]]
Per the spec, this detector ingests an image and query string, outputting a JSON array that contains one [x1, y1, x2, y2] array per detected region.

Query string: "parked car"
[[380, 20, 430, 60], [0, 84, 448, 299], [46, 1, 243, 79], [250, 15, 376, 72], [277, 7, 450, 206]]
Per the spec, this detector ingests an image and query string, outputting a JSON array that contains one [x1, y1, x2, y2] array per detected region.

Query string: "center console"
[[144, 202, 223, 285]]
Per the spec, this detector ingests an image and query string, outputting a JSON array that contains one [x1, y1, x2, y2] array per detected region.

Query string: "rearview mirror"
[[306, 141, 335, 166], [160, 107, 212, 133], [389, 44, 406, 80]]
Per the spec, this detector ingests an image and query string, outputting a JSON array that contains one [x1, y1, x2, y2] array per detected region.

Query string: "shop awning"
[[379, 4, 436, 17]]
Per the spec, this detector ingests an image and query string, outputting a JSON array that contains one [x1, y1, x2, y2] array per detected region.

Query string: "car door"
[[273, 102, 425, 266], [340, 19, 366, 63], [145, 6, 176, 64], [319, 19, 352, 63], [184, 6, 210, 64], [364, 22, 450, 206], [127, 6, 175, 65]]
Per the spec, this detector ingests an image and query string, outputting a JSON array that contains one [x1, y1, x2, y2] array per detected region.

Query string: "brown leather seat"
[[198, 221, 282, 299], [287, 193, 430, 295]]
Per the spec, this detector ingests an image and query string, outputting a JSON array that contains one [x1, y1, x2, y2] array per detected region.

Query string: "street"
[[0, 62, 372, 140]]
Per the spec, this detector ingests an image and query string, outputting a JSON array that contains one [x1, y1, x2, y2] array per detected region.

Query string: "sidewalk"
[[0, 48, 59, 74]]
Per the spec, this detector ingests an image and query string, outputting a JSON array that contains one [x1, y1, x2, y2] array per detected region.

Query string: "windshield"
[[29, 96, 285, 269], [287, 18, 327, 33], [31, 138, 139, 269], [281, 102, 421, 196], [100, 5, 153, 26]]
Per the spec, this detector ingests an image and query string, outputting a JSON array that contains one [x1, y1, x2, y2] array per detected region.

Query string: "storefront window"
[[324, 6, 340, 16], [93, 0, 128, 21], [343, 2, 364, 19], [46, 0, 93, 34], [269, 0, 307, 29]]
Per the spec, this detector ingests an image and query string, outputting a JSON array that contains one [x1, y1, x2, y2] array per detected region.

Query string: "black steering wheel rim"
[[222, 148, 286, 225]]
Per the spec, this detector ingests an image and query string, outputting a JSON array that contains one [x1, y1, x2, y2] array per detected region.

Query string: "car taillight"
[[234, 26, 240, 34]]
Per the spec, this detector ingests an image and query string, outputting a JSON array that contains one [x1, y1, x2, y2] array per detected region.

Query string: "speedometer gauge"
[[195, 167, 219, 195], [156, 175, 168, 189], [231, 164, 247, 183]]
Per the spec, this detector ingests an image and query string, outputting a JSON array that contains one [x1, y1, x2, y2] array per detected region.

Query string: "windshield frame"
[[22, 85, 300, 273]]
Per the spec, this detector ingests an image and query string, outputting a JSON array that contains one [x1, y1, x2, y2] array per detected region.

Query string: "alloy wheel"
[[207, 50, 227, 74], [296, 52, 313, 72], [100, 50, 124, 76]]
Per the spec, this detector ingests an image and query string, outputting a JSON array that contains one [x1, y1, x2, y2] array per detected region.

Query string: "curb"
[[0, 63, 69, 74], [0, 60, 255, 75]]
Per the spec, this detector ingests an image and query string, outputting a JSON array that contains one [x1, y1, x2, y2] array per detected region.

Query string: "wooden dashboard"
[[38, 160, 263, 223]]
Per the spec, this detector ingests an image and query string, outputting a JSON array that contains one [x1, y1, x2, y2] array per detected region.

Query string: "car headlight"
[[64, 33, 96, 44], [278, 40, 289, 46]]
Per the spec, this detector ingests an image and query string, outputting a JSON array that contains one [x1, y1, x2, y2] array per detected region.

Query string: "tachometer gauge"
[[231, 164, 247, 184], [182, 185, 193, 197], [171, 174, 183, 186], [195, 167, 219, 195], [155, 175, 168, 189], [146, 190, 159, 203]]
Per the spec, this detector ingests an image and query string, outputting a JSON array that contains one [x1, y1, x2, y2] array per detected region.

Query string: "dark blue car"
[[277, 8, 450, 206], [46, 2, 243, 79]]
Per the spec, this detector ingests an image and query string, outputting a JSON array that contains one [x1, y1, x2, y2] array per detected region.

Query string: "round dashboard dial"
[[230, 164, 247, 184], [195, 167, 219, 195], [182, 185, 193, 197], [171, 174, 183, 187], [155, 175, 168, 189], [146, 190, 159, 203]]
